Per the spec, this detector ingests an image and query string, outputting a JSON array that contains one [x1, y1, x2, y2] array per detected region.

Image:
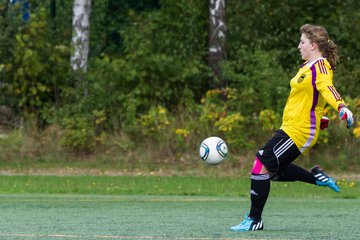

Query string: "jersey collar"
[[306, 57, 326, 67]]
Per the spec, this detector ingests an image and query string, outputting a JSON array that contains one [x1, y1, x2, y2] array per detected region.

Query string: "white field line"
[[0, 196, 247, 203], [0, 233, 288, 240]]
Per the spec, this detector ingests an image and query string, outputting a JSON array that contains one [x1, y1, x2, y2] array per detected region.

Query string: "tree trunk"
[[71, 0, 91, 72], [209, 0, 226, 88]]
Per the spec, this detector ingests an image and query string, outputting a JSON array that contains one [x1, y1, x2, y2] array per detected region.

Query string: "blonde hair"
[[300, 24, 339, 70]]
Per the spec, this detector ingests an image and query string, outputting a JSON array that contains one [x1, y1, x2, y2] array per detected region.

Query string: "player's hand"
[[338, 105, 354, 128], [320, 116, 329, 130]]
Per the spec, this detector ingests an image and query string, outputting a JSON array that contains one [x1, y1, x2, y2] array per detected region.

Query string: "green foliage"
[[90, 0, 160, 56], [0, 2, 22, 65], [258, 109, 282, 132], [173, 128, 191, 152], [198, 88, 248, 147], [0, 130, 23, 161], [119, 0, 210, 108], [60, 111, 106, 153], [223, 49, 290, 114], [215, 113, 245, 146], [1, 6, 71, 122], [61, 116, 94, 153], [138, 105, 171, 140]]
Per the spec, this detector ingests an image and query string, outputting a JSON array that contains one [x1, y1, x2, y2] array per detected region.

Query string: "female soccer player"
[[230, 24, 354, 232]]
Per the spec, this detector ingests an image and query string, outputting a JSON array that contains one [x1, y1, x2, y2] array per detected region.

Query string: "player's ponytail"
[[326, 39, 339, 70], [300, 24, 339, 70]]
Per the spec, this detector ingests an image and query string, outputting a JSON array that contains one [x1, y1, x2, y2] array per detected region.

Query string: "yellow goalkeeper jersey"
[[280, 58, 344, 153]]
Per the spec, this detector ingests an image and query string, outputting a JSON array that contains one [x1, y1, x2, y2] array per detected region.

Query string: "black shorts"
[[256, 129, 301, 173]]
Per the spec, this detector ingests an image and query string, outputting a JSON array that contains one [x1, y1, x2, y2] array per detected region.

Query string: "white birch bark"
[[71, 0, 91, 72], [209, 0, 226, 86]]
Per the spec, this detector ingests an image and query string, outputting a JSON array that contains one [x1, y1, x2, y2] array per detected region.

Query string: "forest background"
[[0, 0, 359, 175]]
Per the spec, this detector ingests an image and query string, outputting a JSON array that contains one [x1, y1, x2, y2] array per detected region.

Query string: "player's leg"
[[272, 163, 316, 184], [271, 160, 339, 192], [230, 157, 268, 231], [311, 165, 340, 192], [249, 157, 270, 223], [230, 130, 297, 232]]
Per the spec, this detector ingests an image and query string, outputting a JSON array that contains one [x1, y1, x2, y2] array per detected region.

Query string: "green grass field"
[[0, 194, 359, 239], [0, 175, 358, 197], [0, 176, 359, 239]]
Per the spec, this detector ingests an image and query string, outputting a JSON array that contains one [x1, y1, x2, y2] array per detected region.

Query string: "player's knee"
[[251, 157, 269, 174], [270, 173, 280, 181]]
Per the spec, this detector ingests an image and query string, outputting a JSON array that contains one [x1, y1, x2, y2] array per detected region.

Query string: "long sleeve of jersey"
[[316, 72, 345, 110]]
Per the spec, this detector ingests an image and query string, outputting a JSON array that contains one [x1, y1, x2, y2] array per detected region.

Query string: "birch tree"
[[71, 0, 91, 72], [209, 0, 226, 87]]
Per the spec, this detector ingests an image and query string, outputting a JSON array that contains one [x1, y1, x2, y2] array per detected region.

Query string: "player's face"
[[298, 34, 314, 61]]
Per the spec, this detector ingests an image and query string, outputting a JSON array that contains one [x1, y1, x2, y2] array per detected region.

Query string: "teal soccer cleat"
[[230, 213, 264, 232], [311, 166, 340, 192]]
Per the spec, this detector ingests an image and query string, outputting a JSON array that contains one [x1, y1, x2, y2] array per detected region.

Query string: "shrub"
[[60, 111, 107, 153]]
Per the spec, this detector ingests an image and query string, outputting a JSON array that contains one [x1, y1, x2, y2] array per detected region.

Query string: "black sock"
[[272, 163, 316, 184], [249, 173, 270, 221]]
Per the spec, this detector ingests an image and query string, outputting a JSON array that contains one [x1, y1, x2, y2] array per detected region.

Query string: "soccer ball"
[[199, 136, 228, 165]]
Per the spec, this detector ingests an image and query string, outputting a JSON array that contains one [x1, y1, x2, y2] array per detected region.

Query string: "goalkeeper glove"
[[320, 116, 329, 130], [338, 105, 354, 128]]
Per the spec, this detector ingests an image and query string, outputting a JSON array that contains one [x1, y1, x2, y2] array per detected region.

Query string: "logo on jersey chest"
[[297, 74, 306, 83]]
